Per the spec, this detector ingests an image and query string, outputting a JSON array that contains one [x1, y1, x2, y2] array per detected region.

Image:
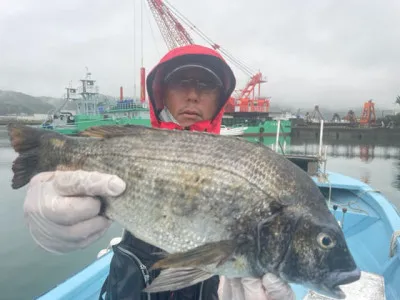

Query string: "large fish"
[[7, 123, 360, 299]]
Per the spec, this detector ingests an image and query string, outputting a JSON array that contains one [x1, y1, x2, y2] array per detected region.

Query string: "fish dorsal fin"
[[79, 124, 151, 138]]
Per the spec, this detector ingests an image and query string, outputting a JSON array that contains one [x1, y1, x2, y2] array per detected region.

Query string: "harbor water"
[[0, 125, 399, 299]]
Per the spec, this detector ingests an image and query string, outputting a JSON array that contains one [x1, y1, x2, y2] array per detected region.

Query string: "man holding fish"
[[21, 45, 295, 299]]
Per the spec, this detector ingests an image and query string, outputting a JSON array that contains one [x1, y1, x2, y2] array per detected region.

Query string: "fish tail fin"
[[7, 123, 69, 189]]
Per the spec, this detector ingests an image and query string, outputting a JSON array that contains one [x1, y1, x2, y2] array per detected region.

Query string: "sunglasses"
[[166, 78, 222, 93]]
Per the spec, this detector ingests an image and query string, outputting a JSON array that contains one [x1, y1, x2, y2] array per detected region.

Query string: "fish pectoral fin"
[[143, 267, 213, 293], [151, 240, 236, 270]]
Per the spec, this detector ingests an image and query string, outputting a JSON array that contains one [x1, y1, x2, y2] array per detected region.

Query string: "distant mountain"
[[0, 90, 116, 115], [0, 90, 56, 115]]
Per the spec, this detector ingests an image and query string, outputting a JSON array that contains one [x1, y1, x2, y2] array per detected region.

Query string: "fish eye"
[[317, 233, 336, 249]]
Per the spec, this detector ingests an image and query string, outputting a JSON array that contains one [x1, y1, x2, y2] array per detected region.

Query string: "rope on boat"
[[389, 230, 400, 258], [357, 189, 382, 196], [346, 200, 370, 216], [335, 189, 381, 216]]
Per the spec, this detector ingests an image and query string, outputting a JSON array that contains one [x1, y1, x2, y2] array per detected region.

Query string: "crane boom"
[[147, 0, 194, 50], [239, 72, 266, 99], [143, 0, 270, 113]]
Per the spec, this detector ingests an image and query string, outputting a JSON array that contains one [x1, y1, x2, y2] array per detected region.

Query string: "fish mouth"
[[320, 268, 361, 299]]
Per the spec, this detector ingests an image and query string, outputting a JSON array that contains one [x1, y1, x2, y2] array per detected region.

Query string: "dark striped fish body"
[[8, 124, 360, 299]]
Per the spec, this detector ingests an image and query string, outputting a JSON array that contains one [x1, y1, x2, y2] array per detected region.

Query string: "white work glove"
[[218, 274, 295, 300], [23, 170, 126, 254]]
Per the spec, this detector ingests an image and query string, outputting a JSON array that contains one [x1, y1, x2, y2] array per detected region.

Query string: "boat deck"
[[307, 172, 400, 300]]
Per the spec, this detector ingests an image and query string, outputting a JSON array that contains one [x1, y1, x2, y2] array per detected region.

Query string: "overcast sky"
[[1, 0, 400, 110]]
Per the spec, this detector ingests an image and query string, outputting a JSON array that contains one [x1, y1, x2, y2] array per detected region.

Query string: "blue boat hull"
[[37, 172, 400, 300]]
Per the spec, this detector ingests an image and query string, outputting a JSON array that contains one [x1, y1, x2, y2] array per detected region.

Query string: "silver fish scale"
[[81, 155, 269, 253], [70, 129, 305, 252], [108, 130, 295, 196]]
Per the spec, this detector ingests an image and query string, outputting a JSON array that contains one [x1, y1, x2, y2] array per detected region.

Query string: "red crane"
[[359, 100, 376, 126], [147, 0, 194, 50], [142, 0, 269, 113]]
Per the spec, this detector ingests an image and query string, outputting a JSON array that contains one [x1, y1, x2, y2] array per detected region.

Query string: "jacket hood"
[[146, 44, 236, 134]]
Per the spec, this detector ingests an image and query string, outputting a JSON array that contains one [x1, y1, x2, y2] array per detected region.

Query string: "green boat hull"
[[44, 109, 292, 143], [47, 117, 290, 135], [44, 114, 151, 135], [43, 113, 291, 155]]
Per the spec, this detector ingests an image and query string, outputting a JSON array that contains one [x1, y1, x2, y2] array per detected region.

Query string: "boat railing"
[[273, 119, 289, 154], [108, 102, 149, 112], [272, 119, 292, 155], [273, 119, 328, 176], [317, 120, 329, 175]]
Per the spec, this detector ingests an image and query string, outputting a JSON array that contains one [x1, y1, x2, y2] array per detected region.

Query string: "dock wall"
[[291, 126, 400, 143]]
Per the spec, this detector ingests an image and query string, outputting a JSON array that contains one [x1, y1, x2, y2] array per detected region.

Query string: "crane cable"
[[143, 0, 162, 56], [165, 0, 254, 76], [163, 0, 257, 77]]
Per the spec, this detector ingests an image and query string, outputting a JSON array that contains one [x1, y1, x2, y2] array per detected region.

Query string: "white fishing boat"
[[220, 125, 248, 136]]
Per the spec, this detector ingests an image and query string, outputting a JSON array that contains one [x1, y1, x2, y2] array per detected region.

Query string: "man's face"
[[163, 67, 221, 127]]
